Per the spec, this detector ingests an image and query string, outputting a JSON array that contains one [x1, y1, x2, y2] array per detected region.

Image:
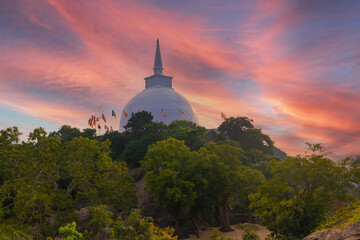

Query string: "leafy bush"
[[89, 205, 113, 235], [110, 210, 177, 240], [209, 228, 234, 240], [316, 201, 360, 230], [249, 145, 356, 239], [239, 224, 260, 240]]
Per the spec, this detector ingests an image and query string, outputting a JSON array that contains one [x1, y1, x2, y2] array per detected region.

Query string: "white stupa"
[[119, 39, 199, 131]]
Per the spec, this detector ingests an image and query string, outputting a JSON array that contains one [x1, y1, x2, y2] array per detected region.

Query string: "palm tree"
[[0, 210, 30, 240]]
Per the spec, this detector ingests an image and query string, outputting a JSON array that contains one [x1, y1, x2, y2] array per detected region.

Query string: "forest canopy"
[[1, 114, 359, 239]]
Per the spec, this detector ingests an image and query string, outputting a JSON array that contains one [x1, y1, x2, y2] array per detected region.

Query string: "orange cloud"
[[1, 0, 359, 159]]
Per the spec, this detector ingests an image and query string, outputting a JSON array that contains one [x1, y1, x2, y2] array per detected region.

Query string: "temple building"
[[119, 40, 199, 131]]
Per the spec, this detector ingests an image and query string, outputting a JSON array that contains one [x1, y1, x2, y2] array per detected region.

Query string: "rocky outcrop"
[[303, 221, 360, 240]]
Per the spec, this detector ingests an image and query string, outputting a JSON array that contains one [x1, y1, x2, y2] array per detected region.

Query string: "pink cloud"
[[1, 0, 359, 158]]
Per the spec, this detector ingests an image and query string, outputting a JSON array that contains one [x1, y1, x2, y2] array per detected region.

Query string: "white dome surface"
[[119, 40, 199, 132], [120, 85, 198, 131]]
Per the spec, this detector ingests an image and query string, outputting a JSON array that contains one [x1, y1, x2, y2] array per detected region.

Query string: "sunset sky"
[[1, 0, 359, 158]]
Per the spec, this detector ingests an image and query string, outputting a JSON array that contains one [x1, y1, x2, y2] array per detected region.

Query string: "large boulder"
[[303, 221, 360, 240]]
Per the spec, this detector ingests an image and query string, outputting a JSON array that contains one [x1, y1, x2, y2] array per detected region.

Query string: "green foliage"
[[58, 222, 84, 240], [198, 143, 265, 231], [121, 121, 167, 165], [141, 138, 197, 223], [0, 126, 21, 146], [165, 120, 207, 151], [110, 210, 178, 240], [89, 205, 113, 235], [141, 139, 265, 232], [0, 127, 136, 236], [48, 223, 92, 240], [97, 131, 127, 161], [209, 228, 234, 240], [239, 224, 260, 240], [48, 125, 81, 143], [121, 133, 159, 165], [2, 119, 359, 240], [218, 116, 274, 155], [249, 146, 356, 239], [0, 222, 31, 240], [244, 149, 280, 167], [316, 201, 360, 230], [124, 111, 154, 134], [151, 226, 178, 240], [49, 125, 96, 143], [81, 128, 96, 139], [121, 115, 206, 165]]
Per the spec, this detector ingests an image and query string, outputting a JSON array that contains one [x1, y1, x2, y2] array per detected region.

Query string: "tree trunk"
[[218, 205, 233, 232], [190, 217, 200, 238], [175, 218, 180, 235]]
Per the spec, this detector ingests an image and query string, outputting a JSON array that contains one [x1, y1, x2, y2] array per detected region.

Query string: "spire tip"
[[153, 39, 163, 75]]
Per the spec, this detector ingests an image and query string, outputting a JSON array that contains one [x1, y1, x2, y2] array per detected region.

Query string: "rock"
[[303, 221, 360, 240], [128, 167, 145, 181], [273, 147, 287, 160], [76, 207, 90, 221]]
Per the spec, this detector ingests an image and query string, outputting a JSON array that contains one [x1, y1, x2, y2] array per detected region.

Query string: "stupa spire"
[[153, 39, 163, 75]]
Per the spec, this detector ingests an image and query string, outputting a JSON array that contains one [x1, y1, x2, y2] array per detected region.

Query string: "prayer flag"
[[221, 112, 227, 121], [162, 108, 167, 118], [112, 110, 116, 118], [123, 111, 128, 118]]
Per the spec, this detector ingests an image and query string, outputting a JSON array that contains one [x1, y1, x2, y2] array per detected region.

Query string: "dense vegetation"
[[0, 112, 359, 239]]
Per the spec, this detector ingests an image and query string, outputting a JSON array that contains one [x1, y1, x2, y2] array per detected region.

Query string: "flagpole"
[[99, 106, 102, 136]]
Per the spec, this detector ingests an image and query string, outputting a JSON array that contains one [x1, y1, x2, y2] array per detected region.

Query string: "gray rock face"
[[303, 221, 360, 240]]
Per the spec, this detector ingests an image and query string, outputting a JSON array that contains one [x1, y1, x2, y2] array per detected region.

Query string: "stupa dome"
[[119, 40, 198, 131]]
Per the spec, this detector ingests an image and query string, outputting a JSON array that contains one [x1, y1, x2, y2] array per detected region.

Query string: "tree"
[[121, 134, 158, 166], [121, 122, 167, 166], [141, 139, 264, 233], [0, 127, 21, 184], [96, 131, 127, 161], [0, 209, 30, 240], [62, 137, 137, 209], [0, 224, 30, 240], [0, 127, 136, 236], [249, 144, 355, 239], [197, 143, 265, 231], [46, 222, 90, 240], [81, 128, 96, 139], [124, 111, 153, 134], [48, 125, 81, 143], [0, 126, 21, 147], [141, 138, 198, 231], [58, 222, 84, 240], [165, 120, 207, 151], [218, 117, 274, 155], [89, 205, 113, 235]]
